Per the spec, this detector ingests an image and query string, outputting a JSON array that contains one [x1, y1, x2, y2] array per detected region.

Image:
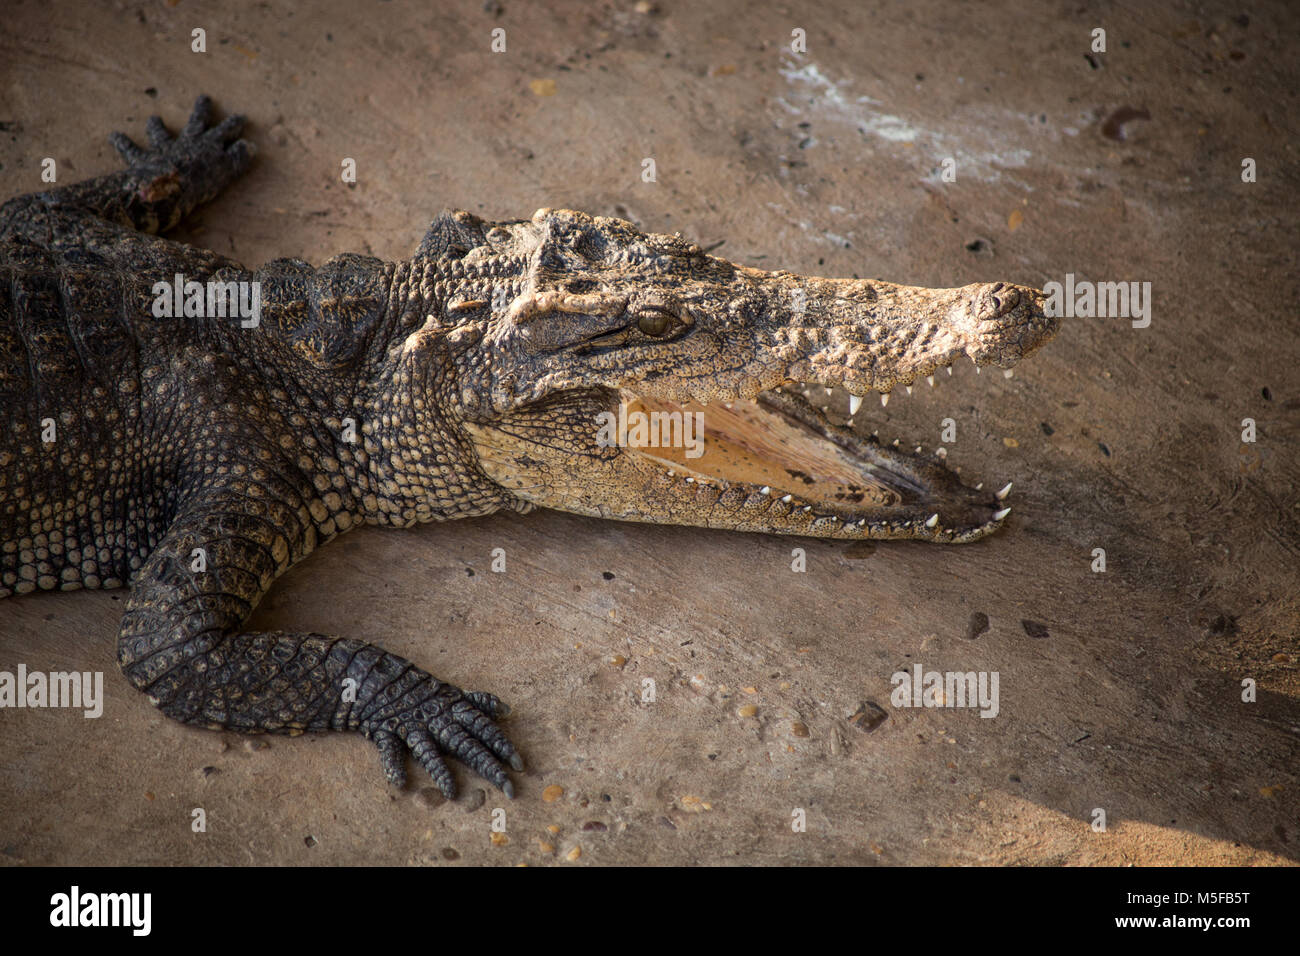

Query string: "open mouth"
[[469, 277, 1052, 542], [615, 358, 1013, 542]]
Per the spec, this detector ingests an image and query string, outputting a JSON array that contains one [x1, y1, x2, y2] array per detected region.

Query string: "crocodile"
[[0, 97, 1059, 799]]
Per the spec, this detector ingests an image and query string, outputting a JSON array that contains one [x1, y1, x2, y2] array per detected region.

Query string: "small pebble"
[[849, 701, 888, 733], [543, 785, 565, 803], [1021, 619, 1050, 639]]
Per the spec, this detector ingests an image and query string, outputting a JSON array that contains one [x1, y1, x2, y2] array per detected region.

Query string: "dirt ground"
[[0, 0, 1296, 866]]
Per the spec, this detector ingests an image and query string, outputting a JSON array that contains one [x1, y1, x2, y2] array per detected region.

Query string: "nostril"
[[987, 285, 1019, 317]]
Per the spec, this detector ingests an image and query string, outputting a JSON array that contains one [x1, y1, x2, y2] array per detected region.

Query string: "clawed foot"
[[108, 94, 255, 221], [361, 676, 524, 800]]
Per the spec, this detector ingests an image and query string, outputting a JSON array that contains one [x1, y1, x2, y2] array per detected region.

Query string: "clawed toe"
[[370, 727, 407, 789], [464, 689, 509, 718], [108, 131, 149, 166], [403, 724, 458, 799], [210, 113, 247, 145], [145, 115, 171, 148], [182, 94, 213, 137]]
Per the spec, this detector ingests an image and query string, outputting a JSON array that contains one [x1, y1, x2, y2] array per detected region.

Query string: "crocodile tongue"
[[623, 391, 899, 511]]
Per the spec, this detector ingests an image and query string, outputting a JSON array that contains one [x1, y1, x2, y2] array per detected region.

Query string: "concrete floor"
[[0, 0, 1296, 865]]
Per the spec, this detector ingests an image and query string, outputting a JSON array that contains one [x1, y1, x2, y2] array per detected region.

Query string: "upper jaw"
[[560, 278, 1055, 408], [771, 279, 1055, 400]]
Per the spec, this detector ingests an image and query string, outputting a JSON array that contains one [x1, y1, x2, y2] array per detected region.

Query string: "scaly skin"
[[0, 97, 1060, 798]]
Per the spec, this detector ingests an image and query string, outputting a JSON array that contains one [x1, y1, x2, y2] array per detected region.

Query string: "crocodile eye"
[[637, 311, 672, 337]]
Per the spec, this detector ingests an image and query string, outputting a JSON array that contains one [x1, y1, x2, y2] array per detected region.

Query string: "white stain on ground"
[[777, 60, 1033, 187]]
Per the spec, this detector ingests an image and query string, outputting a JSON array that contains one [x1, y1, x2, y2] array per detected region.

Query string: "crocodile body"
[[0, 98, 1059, 797]]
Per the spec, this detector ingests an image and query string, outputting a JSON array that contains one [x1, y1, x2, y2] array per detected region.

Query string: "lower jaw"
[[618, 381, 1013, 542]]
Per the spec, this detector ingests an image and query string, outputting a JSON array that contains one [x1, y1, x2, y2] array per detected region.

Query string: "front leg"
[[117, 492, 521, 798]]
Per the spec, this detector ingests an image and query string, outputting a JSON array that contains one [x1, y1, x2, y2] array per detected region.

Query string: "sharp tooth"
[[975, 366, 981, 374], [975, 482, 982, 490], [1003, 369, 1014, 379], [927, 375, 935, 387], [946, 366, 953, 375], [824, 387, 833, 396], [993, 507, 1011, 520], [781, 494, 793, 503], [926, 513, 939, 528], [892, 438, 900, 447], [914, 446, 922, 453], [906, 385, 912, 395], [849, 394, 863, 415], [760, 486, 771, 495], [881, 392, 890, 407], [936, 447, 947, 458], [997, 481, 1013, 500], [685, 477, 695, 483]]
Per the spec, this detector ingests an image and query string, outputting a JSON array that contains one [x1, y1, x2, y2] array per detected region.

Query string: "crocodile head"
[[433, 208, 1059, 542]]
